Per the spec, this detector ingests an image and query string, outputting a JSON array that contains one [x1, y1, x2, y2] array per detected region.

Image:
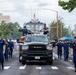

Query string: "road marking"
[[67, 67, 74, 70], [69, 60, 72, 62], [4, 66, 10, 70], [19, 65, 26, 69], [51, 66, 58, 70], [36, 67, 42, 69]]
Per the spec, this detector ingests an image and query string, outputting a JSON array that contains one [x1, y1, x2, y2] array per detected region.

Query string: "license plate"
[[35, 56, 40, 59]]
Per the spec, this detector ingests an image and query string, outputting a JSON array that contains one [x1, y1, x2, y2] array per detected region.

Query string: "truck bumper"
[[22, 54, 53, 61]]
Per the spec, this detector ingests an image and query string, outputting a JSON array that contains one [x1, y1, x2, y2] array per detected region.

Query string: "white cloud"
[[23, 2, 39, 9], [0, 0, 76, 29], [0, 2, 15, 11]]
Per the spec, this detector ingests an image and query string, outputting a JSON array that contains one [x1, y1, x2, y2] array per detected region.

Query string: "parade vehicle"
[[20, 34, 53, 65], [18, 14, 53, 64]]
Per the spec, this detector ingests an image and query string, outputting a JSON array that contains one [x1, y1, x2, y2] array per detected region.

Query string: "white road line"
[[19, 65, 26, 69], [51, 66, 58, 70], [36, 67, 42, 70], [4, 66, 10, 70], [67, 67, 74, 70], [69, 60, 72, 62]]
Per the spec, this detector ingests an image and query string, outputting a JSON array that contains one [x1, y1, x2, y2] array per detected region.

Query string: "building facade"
[[0, 13, 10, 23]]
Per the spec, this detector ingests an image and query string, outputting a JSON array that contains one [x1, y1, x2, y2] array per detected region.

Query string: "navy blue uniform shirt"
[[5, 43, 10, 51], [56, 42, 63, 50], [71, 42, 76, 63], [63, 43, 69, 51], [9, 42, 14, 48], [19, 29, 28, 36], [0, 39, 5, 53]]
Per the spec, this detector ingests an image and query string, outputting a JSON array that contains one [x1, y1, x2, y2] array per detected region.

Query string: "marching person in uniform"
[[19, 26, 28, 36], [9, 39, 14, 58], [5, 40, 10, 61], [71, 36, 76, 72], [56, 40, 63, 59], [63, 40, 69, 61], [0, 35, 6, 70]]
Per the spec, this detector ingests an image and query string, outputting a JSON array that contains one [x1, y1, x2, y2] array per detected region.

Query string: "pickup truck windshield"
[[25, 35, 48, 42]]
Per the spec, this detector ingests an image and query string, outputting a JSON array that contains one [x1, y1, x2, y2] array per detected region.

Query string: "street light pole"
[[61, 24, 63, 38], [42, 8, 59, 38], [56, 11, 58, 38], [32, 8, 59, 38]]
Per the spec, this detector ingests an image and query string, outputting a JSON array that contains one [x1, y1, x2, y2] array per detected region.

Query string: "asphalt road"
[[0, 50, 76, 75]]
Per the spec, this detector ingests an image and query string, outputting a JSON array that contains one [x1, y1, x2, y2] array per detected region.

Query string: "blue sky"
[[0, 0, 76, 28]]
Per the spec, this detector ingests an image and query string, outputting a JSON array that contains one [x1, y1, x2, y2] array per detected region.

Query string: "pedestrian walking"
[[71, 36, 76, 72], [4, 40, 10, 61], [63, 40, 69, 61], [9, 39, 14, 58], [0, 35, 6, 70], [56, 40, 63, 59]]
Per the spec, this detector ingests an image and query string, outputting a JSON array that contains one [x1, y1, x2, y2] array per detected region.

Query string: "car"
[[19, 34, 53, 65]]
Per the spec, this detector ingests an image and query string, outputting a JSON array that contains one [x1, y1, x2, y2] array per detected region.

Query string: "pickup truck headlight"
[[22, 45, 29, 50], [47, 44, 52, 50]]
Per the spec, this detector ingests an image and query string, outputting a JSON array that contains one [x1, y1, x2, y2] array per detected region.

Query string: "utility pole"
[[61, 25, 63, 37], [56, 11, 58, 38], [33, 8, 59, 38], [42, 9, 59, 38]]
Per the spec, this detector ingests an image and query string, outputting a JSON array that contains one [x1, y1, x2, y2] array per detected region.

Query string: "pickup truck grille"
[[29, 44, 46, 52]]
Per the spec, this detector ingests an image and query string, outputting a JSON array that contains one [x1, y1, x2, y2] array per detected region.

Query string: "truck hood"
[[23, 42, 48, 45]]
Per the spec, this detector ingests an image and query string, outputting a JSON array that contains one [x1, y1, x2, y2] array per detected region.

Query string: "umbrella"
[[65, 36, 73, 41], [59, 36, 73, 41]]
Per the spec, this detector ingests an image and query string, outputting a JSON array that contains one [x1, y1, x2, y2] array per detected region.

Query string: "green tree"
[[0, 21, 13, 38], [49, 18, 71, 39], [0, 21, 21, 39], [58, 0, 76, 12], [9, 22, 21, 39]]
